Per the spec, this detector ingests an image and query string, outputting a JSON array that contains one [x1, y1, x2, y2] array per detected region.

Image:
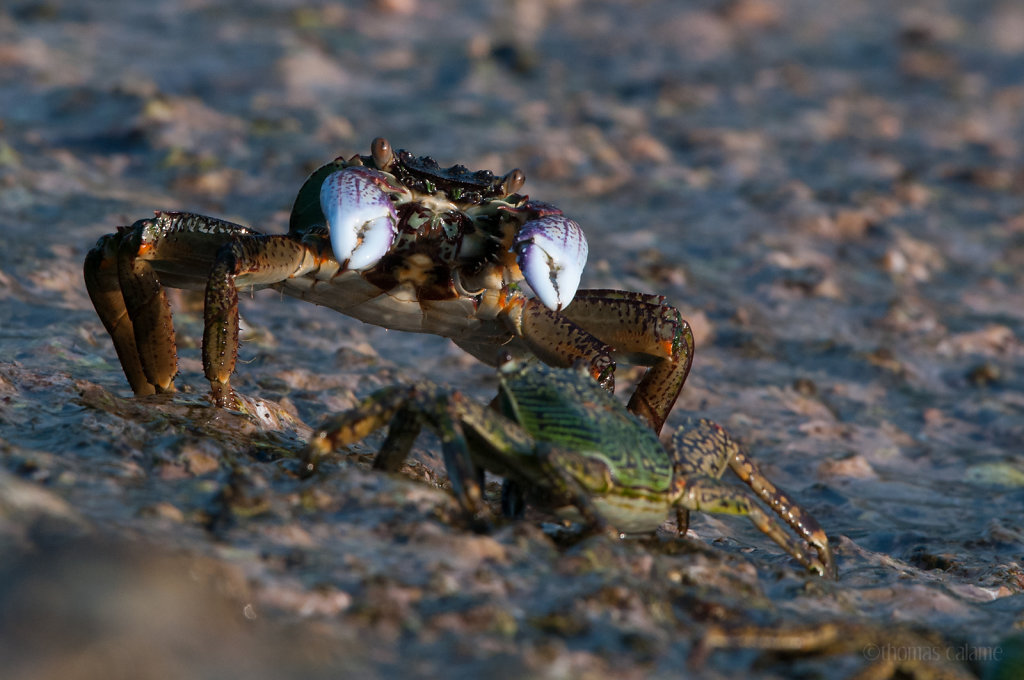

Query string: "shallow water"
[[1, 1, 1023, 678]]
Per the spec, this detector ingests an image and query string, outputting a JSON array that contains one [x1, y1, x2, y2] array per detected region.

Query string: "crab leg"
[[679, 478, 826, 574], [371, 391, 487, 517], [482, 294, 617, 390], [115, 225, 180, 394], [203, 235, 318, 405], [308, 384, 608, 530], [304, 385, 499, 521], [724, 441, 836, 578], [85, 211, 254, 396], [671, 419, 836, 577], [84, 212, 274, 398], [84, 230, 174, 395], [547, 289, 693, 434], [481, 289, 691, 434]]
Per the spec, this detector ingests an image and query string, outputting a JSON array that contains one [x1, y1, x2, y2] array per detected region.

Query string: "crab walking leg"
[[558, 290, 694, 434], [669, 418, 724, 536], [203, 235, 318, 405], [115, 227, 180, 394], [305, 382, 612, 525], [450, 392, 613, 530], [673, 419, 836, 577], [376, 389, 492, 518], [84, 212, 270, 396], [305, 385, 414, 460], [428, 395, 493, 519], [678, 478, 827, 575], [725, 443, 837, 578], [373, 404, 426, 472], [84, 232, 169, 395], [305, 386, 499, 518]]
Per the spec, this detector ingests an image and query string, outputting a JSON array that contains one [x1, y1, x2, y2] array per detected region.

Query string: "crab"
[[304, 357, 836, 577], [84, 137, 691, 434]]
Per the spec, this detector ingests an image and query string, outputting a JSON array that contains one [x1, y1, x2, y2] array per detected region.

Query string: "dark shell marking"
[[375, 149, 518, 204]]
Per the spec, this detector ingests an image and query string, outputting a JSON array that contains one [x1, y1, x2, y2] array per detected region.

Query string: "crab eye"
[[371, 137, 394, 170], [501, 168, 526, 196]]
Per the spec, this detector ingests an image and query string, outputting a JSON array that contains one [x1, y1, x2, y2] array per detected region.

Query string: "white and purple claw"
[[320, 166, 399, 271], [514, 215, 589, 311]]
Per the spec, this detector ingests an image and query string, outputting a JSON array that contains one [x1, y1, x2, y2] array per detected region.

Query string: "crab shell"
[[318, 161, 588, 311]]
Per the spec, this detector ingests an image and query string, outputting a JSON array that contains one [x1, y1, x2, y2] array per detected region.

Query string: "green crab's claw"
[[514, 215, 588, 311], [321, 166, 399, 271]]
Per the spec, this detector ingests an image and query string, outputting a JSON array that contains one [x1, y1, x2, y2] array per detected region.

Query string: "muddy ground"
[[1, 1, 1023, 678]]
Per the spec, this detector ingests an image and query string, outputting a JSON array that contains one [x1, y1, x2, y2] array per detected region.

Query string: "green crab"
[[84, 138, 690, 434], [305, 357, 836, 577]]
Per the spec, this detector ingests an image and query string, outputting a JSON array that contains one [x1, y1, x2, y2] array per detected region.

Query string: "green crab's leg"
[[453, 394, 612, 532], [722, 439, 836, 579], [678, 477, 826, 575], [663, 414, 733, 537], [441, 390, 540, 518], [373, 404, 425, 472], [84, 229, 169, 396], [302, 385, 438, 475], [420, 392, 489, 520], [203, 234, 318, 405], [559, 290, 694, 434], [305, 384, 414, 462], [672, 419, 836, 577], [304, 385, 488, 519]]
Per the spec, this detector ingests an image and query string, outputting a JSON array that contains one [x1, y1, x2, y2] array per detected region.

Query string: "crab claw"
[[514, 215, 588, 311], [320, 166, 399, 271]]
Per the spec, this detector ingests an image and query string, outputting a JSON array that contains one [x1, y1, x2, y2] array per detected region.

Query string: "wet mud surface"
[[1, 1, 1023, 678]]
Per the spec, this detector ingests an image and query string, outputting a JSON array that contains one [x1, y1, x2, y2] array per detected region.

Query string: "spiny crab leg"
[[514, 215, 588, 311], [321, 166, 400, 271]]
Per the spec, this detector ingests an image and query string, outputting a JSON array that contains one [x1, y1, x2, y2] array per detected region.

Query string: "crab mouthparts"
[[321, 166, 399, 271], [515, 215, 588, 311]]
